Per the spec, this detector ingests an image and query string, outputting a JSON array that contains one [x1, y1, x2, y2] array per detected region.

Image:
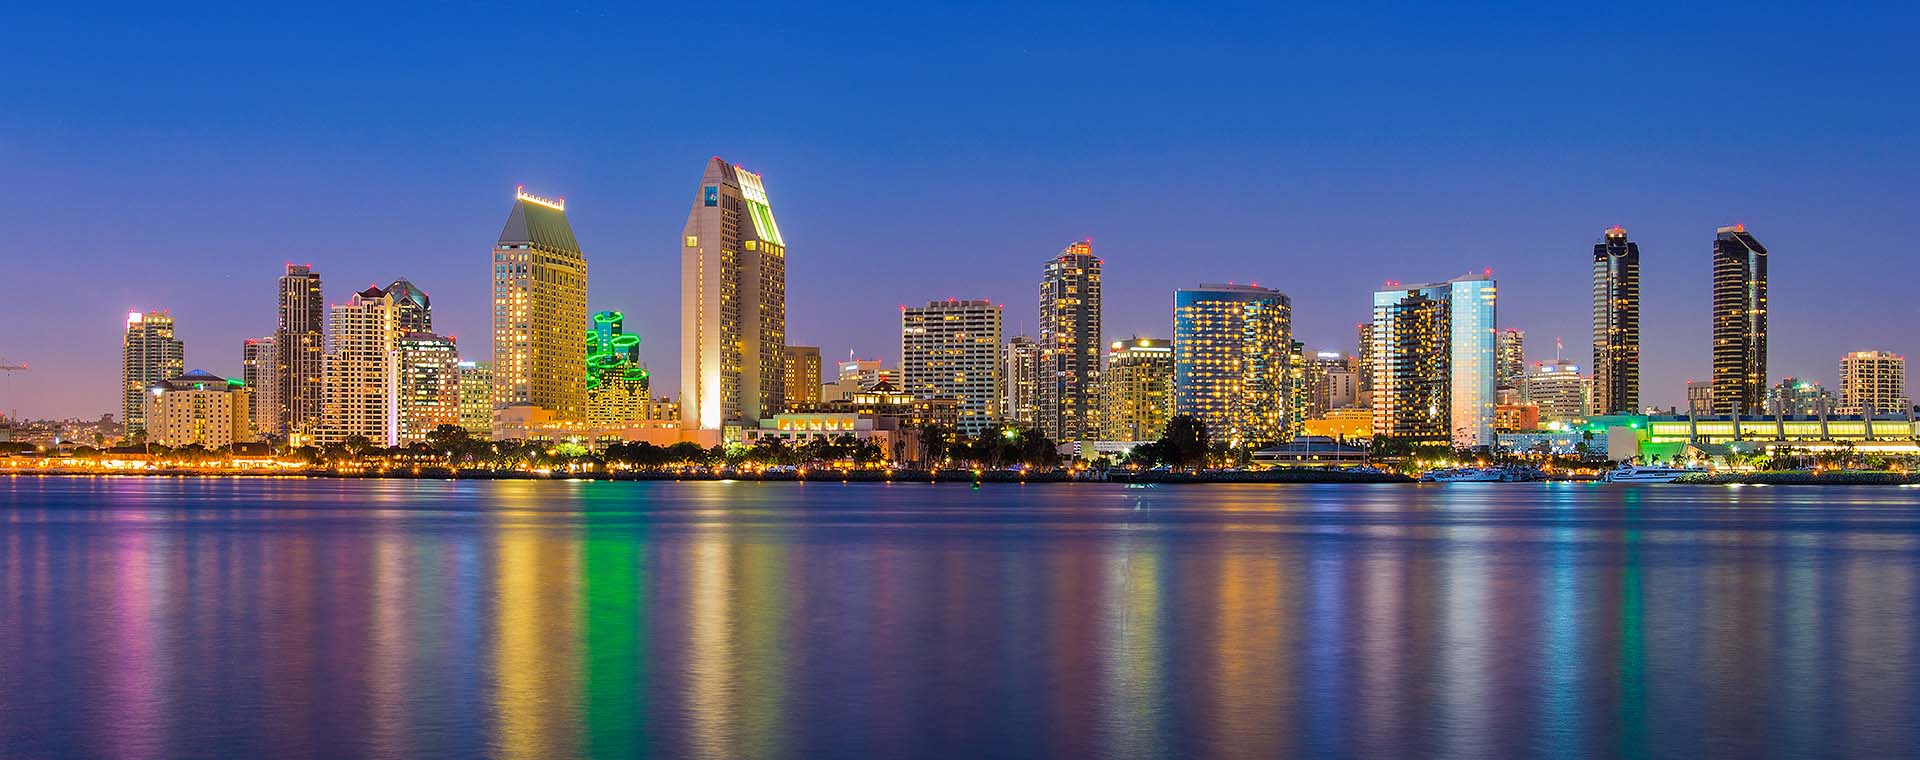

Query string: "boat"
[[1602, 464, 1705, 483], [1423, 467, 1505, 483]]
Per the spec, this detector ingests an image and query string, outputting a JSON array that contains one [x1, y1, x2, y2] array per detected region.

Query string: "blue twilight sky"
[[3, 2, 1918, 418]]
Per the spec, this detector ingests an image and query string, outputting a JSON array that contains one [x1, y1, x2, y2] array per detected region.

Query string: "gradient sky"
[[5, 2, 1918, 419]]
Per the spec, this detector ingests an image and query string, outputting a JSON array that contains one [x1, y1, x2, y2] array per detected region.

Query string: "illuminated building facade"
[[682, 157, 786, 430], [1496, 328, 1525, 397], [1306, 350, 1358, 417], [1038, 240, 1102, 442], [122, 309, 185, 436], [457, 360, 492, 436], [276, 264, 324, 439], [1003, 336, 1042, 429], [586, 310, 652, 427], [1839, 350, 1908, 415], [1764, 376, 1834, 417], [1101, 338, 1174, 442], [387, 277, 432, 332], [493, 186, 589, 433], [145, 370, 253, 448], [1174, 283, 1294, 447], [1355, 322, 1374, 411], [397, 332, 460, 444], [783, 346, 821, 411], [1524, 358, 1590, 424], [319, 285, 399, 447], [1686, 379, 1714, 416], [1370, 273, 1497, 448], [1711, 224, 1768, 414], [1592, 226, 1641, 414], [901, 299, 1003, 435], [241, 336, 279, 441]]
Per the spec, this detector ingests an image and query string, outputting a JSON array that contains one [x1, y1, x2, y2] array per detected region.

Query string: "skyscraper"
[[1838, 350, 1909, 414], [1355, 322, 1375, 411], [1038, 240, 1102, 443], [901, 300, 1004, 435], [1592, 225, 1641, 414], [586, 310, 652, 427], [1370, 273, 1497, 448], [1305, 351, 1359, 417], [1524, 358, 1590, 424], [493, 186, 589, 430], [682, 157, 786, 429], [122, 310, 185, 436], [320, 285, 399, 447], [276, 264, 324, 440], [241, 336, 279, 440], [1004, 336, 1042, 430], [1765, 376, 1833, 417], [1103, 338, 1175, 442], [458, 361, 493, 436], [386, 277, 432, 333], [783, 346, 821, 411], [397, 332, 460, 444], [1174, 283, 1294, 447], [1711, 224, 1768, 415], [1496, 328, 1526, 396]]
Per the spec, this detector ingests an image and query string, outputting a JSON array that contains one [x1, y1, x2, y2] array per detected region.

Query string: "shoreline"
[[0, 467, 1424, 483], [12, 469, 1920, 485]]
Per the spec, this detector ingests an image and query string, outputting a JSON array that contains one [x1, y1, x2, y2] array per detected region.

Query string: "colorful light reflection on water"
[[1, 477, 1918, 758]]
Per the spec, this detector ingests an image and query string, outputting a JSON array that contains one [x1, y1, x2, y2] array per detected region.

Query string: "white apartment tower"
[[1839, 350, 1909, 415]]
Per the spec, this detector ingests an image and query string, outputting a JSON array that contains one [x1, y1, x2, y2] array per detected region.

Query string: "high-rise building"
[[1838, 350, 1909, 415], [1101, 338, 1174, 442], [1686, 380, 1714, 416], [1765, 376, 1834, 417], [458, 361, 493, 436], [241, 336, 280, 441], [387, 277, 432, 333], [1038, 240, 1102, 443], [276, 264, 325, 440], [1592, 226, 1642, 414], [1174, 283, 1294, 447], [1306, 351, 1359, 417], [1711, 224, 1768, 414], [1355, 322, 1375, 412], [783, 346, 821, 411], [493, 186, 589, 431], [1496, 328, 1526, 394], [145, 370, 253, 448], [1004, 336, 1042, 430], [397, 332, 460, 444], [901, 300, 1004, 435], [1524, 358, 1590, 424], [682, 157, 786, 429], [586, 310, 653, 427], [320, 285, 400, 447], [122, 310, 185, 437], [1370, 273, 1497, 448]]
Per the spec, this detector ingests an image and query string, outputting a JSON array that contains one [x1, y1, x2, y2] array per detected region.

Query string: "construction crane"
[[0, 357, 25, 423]]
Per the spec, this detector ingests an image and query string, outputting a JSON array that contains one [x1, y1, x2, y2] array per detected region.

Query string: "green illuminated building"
[[586, 310, 652, 427]]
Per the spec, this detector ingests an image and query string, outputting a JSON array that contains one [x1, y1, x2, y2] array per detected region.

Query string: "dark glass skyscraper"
[[276, 263, 324, 440], [1591, 226, 1640, 414], [1710, 224, 1768, 415]]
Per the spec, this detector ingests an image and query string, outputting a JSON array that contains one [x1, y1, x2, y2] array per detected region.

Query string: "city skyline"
[[8, 5, 1920, 419]]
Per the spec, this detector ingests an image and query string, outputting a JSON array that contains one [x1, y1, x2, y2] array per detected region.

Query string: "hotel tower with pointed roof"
[[491, 186, 588, 433], [681, 157, 787, 429]]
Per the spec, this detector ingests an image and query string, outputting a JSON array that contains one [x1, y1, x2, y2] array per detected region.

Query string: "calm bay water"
[[2, 477, 1918, 759]]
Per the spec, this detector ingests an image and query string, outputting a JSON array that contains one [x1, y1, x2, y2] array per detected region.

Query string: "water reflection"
[[0, 477, 1918, 758]]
